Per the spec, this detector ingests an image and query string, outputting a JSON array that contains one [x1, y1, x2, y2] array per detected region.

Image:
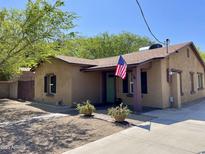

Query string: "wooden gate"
[[18, 80, 34, 101]]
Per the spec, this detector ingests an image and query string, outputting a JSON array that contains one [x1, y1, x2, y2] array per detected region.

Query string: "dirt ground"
[[0, 99, 47, 123], [0, 99, 128, 154]]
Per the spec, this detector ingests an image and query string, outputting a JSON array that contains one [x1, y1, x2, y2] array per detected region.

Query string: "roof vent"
[[149, 44, 163, 50], [139, 46, 150, 51], [139, 44, 163, 52]]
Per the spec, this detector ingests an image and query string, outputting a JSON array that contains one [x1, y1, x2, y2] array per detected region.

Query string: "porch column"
[[133, 66, 142, 112], [171, 73, 181, 108]]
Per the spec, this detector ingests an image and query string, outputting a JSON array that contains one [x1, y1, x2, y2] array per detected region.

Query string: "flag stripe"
[[115, 55, 127, 80]]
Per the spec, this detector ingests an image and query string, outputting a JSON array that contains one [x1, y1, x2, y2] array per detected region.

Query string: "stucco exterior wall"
[[116, 46, 205, 109], [141, 60, 164, 108], [0, 82, 10, 98], [71, 66, 101, 104], [161, 46, 205, 107], [34, 58, 101, 105], [35, 59, 72, 105], [116, 77, 134, 105], [116, 60, 164, 108], [0, 81, 18, 99], [9, 81, 18, 99]]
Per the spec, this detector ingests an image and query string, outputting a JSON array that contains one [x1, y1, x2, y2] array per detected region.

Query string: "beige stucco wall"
[[161, 46, 205, 108], [34, 58, 101, 105], [116, 76, 134, 105], [71, 66, 101, 104], [9, 81, 18, 99], [35, 59, 72, 105], [141, 60, 164, 108], [0, 81, 18, 99], [116, 46, 205, 109], [0, 82, 10, 98]]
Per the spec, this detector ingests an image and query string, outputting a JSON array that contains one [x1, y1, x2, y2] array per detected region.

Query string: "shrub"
[[76, 100, 95, 116], [108, 103, 131, 122]]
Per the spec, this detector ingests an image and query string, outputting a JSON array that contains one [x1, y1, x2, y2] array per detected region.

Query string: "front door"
[[106, 73, 115, 103]]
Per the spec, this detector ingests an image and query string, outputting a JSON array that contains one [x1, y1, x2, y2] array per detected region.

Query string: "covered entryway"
[[18, 80, 34, 101]]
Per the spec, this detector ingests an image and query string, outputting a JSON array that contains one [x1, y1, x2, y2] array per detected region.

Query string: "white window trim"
[[129, 73, 134, 94], [129, 81, 134, 94], [198, 73, 203, 89], [46, 74, 56, 95]]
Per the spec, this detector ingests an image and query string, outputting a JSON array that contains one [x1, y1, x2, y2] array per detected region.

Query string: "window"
[[44, 74, 56, 95], [190, 72, 195, 94], [187, 48, 190, 58], [141, 72, 148, 94], [123, 73, 134, 94], [44, 76, 48, 93], [198, 73, 203, 90], [50, 75, 56, 94], [123, 75, 128, 93], [129, 74, 134, 94]]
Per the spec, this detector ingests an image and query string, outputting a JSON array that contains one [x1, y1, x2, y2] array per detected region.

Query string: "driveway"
[[65, 98, 205, 154]]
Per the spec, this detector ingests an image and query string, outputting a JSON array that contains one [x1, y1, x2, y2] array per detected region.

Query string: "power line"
[[135, 0, 165, 45]]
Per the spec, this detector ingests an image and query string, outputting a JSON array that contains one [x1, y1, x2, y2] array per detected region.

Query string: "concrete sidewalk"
[[63, 99, 205, 154]]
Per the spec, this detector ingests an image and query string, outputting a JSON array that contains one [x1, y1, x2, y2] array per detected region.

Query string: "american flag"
[[115, 55, 127, 79]]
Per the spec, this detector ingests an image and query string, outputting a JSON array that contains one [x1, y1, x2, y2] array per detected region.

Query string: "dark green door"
[[106, 73, 115, 103]]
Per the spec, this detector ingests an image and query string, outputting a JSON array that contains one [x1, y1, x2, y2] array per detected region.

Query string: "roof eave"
[[82, 57, 164, 72]]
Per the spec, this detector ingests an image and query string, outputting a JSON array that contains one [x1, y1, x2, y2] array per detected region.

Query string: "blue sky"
[[0, 0, 205, 50]]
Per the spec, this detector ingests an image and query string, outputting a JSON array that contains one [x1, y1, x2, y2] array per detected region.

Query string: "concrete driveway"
[[64, 99, 205, 154]]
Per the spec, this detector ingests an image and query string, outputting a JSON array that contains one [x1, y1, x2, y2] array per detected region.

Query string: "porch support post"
[[133, 66, 142, 112]]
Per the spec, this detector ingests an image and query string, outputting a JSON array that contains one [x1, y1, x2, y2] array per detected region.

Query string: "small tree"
[[0, 0, 77, 80]]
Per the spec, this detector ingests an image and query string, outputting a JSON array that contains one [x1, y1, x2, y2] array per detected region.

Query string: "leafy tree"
[[60, 32, 152, 59], [0, 0, 76, 80], [200, 52, 205, 61], [197, 47, 205, 61]]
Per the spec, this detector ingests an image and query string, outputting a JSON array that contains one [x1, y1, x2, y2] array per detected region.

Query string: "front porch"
[[98, 62, 153, 112]]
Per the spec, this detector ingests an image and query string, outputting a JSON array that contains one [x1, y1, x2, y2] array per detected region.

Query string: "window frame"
[[141, 71, 148, 94], [49, 74, 56, 94], [122, 72, 134, 94], [122, 75, 129, 93], [44, 73, 56, 96], [197, 72, 204, 90], [190, 72, 195, 94], [187, 48, 190, 58], [129, 73, 134, 94]]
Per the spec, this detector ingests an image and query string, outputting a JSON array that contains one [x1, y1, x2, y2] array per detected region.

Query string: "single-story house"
[[33, 42, 205, 111]]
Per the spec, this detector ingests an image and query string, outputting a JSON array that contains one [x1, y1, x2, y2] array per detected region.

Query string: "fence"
[[0, 81, 18, 99]]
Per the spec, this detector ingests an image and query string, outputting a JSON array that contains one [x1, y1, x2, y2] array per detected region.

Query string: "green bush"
[[76, 100, 95, 116], [108, 103, 131, 122]]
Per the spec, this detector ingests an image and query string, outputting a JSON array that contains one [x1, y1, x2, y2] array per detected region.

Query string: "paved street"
[[64, 99, 205, 154]]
